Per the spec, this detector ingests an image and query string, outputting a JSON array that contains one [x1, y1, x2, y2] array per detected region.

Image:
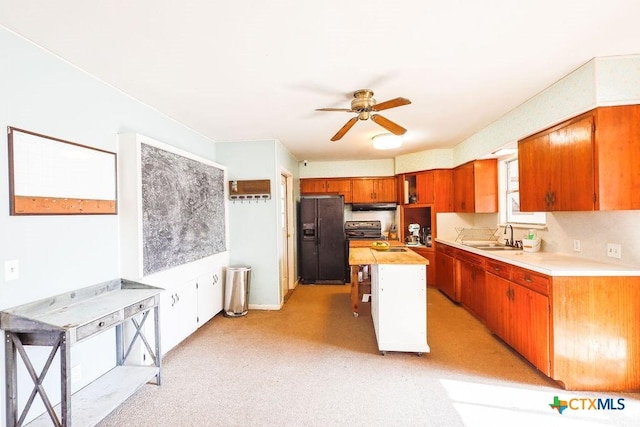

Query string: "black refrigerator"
[[299, 195, 346, 284]]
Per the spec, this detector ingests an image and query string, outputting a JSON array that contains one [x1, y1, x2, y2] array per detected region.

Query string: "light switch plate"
[[607, 243, 622, 259], [5, 260, 19, 281], [573, 240, 581, 252]]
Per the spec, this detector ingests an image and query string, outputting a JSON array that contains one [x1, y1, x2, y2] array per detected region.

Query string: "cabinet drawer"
[[485, 259, 511, 280], [436, 244, 455, 256], [512, 268, 550, 296], [124, 296, 157, 319], [76, 311, 123, 341], [456, 250, 484, 267]]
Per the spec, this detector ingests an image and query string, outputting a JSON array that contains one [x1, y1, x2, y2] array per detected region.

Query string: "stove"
[[345, 220, 384, 240]]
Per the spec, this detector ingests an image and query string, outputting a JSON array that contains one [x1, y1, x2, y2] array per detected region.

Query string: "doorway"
[[280, 170, 294, 304]]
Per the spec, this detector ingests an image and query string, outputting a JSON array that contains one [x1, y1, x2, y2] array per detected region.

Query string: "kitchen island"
[[349, 246, 429, 355]]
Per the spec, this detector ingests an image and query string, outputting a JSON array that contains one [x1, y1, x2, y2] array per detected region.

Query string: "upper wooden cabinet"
[[351, 177, 396, 203], [518, 105, 640, 211], [399, 169, 453, 211], [300, 178, 352, 203], [452, 159, 498, 213], [415, 171, 434, 204]]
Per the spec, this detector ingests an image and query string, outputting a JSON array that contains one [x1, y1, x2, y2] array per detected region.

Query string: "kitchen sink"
[[385, 248, 408, 252], [477, 246, 521, 251], [464, 243, 521, 251]]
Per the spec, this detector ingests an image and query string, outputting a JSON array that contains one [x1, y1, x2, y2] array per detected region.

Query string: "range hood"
[[351, 202, 397, 211]]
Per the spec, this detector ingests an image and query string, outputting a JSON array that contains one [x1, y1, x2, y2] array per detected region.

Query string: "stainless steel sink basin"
[[477, 246, 521, 251], [385, 248, 408, 252], [464, 243, 521, 251]]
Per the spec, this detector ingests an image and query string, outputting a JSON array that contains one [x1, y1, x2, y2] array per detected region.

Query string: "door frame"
[[280, 169, 295, 304]]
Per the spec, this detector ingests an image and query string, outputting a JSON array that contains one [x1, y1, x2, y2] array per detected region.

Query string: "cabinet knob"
[[98, 321, 105, 327]]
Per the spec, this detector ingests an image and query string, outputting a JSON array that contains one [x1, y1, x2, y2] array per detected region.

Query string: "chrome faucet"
[[504, 224, 514, 247]]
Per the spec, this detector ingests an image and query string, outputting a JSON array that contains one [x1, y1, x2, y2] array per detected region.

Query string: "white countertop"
[[436, 238, 640, 277]]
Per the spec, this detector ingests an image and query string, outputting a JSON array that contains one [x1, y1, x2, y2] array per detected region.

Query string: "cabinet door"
[[433, 169, 454, 212], [416, 172, 434, 204], [458, 259, 475, 310], [458, 259, 486, 322], [453, 162, 474, 212], [300, 179, 326, 194], [518, 132, 550, 212], [409, 247, 435, 286], [473, 159, 498, 213], [374, 264, 427, 352], [510, 284, 550, 374], [551, 116, 595, 211], [196, 267, 224, 327], [435, 251, 456, 301], [484, 272, 510, 342], [373, 178, 397, 202], [160, 281, 198, 354], [596, 105, 640, 210], [326, 179, 352, 203], [351, 179, 374, 203], [519, 114, 595, 211]]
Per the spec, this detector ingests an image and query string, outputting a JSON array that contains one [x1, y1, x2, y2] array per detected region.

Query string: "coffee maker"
[[407, 223, 420, 245], [423, 227, 432, 247]]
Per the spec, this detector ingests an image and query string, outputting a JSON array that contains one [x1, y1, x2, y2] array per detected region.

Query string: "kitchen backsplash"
[[543, 210, 640, 266], [437, 211, 640, 267], [344, 207, 398, 237]]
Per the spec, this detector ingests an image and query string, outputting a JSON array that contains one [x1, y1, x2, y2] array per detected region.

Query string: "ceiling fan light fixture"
[[372, 133, 403, 150]]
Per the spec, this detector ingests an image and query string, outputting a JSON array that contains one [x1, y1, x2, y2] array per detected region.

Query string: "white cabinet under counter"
[[371, 263, 429, 355]]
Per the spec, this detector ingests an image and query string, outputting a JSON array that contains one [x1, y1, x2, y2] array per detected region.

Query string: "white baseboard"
[[248, 304, 281, 310]]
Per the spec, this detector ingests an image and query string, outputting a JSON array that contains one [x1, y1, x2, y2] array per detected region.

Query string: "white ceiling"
[[1, 1, 639, 162]]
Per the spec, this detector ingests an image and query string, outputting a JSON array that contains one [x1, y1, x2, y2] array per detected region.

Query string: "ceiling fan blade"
[[331, 117, 359, 141], [371, 114, 407, 135], [373, 97, 411, 111], [316, 108, 354, 112]]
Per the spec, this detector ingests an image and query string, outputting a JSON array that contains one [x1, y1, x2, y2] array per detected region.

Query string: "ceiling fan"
[[316, 89, 411, 141]]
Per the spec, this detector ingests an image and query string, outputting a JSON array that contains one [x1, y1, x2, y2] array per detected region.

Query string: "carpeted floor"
[[98, 285, 639, 426]]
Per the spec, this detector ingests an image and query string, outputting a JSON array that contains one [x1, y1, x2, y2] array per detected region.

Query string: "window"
[[504, 158, 546, 225]]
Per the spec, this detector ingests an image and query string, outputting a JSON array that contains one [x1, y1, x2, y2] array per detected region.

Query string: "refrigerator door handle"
[[317, 218, 321, 245]]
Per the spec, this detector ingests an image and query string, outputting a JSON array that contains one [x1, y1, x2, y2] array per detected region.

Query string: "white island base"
[[371, 263, 429, 355]]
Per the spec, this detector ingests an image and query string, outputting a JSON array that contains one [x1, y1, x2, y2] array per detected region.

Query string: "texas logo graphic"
[[549, 396, 568, 414]]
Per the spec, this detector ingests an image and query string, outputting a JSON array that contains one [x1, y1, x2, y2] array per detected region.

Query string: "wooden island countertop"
[[349, 247, 428, 266]]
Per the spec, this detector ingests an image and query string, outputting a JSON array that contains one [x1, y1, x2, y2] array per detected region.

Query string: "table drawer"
[[76, 311, 123, 341], [485, 259, 512, 280], [124, 296, 157, 319], [512, 268, 550, 295]]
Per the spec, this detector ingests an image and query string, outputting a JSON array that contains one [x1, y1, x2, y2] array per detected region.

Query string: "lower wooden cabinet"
[[456, 252, 486, 321], [485, 270, 550, 375], [408, 246, 435, 286], [435, 244, 457, 301], [438, 241, 640, 391]]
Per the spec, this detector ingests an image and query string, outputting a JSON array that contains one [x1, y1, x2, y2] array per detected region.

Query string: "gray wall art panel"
[[141, 143, 226, 275]]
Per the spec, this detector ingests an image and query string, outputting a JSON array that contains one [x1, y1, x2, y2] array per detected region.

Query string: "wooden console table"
[[1, 279, 162, 426]]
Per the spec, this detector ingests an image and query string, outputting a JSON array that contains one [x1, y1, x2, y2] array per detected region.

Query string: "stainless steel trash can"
[[224, 266, 251, 317]]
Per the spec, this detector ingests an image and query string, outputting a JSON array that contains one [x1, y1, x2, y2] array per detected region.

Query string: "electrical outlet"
[[71, 365, 82, 383], [607, 243, 622, 259], [4, 260, 19, 281], [573, 240, 581, 252]]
